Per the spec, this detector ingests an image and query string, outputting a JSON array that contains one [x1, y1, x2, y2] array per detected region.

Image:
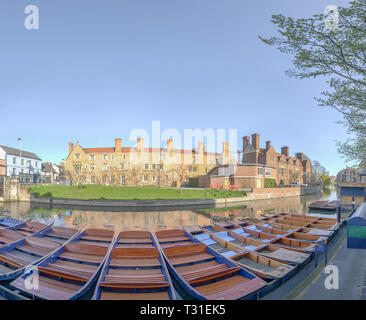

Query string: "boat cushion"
[[221, 235, 236, 242]]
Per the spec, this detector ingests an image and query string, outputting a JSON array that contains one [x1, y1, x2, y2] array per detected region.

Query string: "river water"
[[0, 189, 338, 231]]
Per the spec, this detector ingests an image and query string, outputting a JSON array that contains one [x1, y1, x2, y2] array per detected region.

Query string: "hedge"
[[264, 178, 277, 188]]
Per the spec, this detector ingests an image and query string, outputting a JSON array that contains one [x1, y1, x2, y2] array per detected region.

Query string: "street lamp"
[[18, 138, 22, 182]]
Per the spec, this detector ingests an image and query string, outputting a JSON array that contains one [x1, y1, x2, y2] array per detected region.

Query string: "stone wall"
[[0, 178, 31, 202]]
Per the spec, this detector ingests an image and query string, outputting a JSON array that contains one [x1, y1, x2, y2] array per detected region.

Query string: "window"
[[35, 161, 38, 167], [21, 159, 24, 166], [281, 168, 284, 176], [120, 164, 124, 170], [159, 164, 163, 170], [121, 175, 126, 183], [110, 176, 115, 184], [270, 156, 274, 161], [90, 164, 95, 170], [13, 168, 16, 175], [189, 166, 192, 172], [75, 154, 80, 159], [257, 168, 264, 176], [91, 176, 95, 184], [152, 176, 155, 182], [193, 166, 197, 172], [123, 154, 126, 160], [103, 164, 108, 171], [143, 175, 148, 181], [103, 154, 108, 161], [145, 164, 149, 170], [85, 164, 88, 169], [89, 155, 95, 161], [265, 168, 271, 176], [27, 160, 31, 167], [111, 155, 114, 160], [102, 176, 108, 184], [13, 157, 16, 164], [152, 164, 156, 170]]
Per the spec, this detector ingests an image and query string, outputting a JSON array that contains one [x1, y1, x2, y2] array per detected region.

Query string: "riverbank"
[[26, 185, 322, 208]]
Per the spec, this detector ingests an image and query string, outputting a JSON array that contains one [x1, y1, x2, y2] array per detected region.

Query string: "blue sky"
[[0, 0, 351, 175]]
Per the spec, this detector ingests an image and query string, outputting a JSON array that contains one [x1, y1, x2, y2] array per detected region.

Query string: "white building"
[[0, 145, 42, 183]]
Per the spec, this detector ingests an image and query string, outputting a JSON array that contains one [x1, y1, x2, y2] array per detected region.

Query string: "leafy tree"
[[260, 0, 366, 165]]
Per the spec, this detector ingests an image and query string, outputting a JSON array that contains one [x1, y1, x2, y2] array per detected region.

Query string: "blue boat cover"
[[194, 233, 210, 241], [244, 245, 257, 250], [241, 232, 250, 237], [262, 224, 272, 228], [261, 239, 271, 243], [215, 231, 228, 238], [232, 229, 244, 234], [246, 225, 259, 231], [222, 251, 237, 258], [201, 238, 216, 246]]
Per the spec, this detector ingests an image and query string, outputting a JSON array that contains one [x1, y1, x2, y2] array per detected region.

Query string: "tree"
[[260, 0, 366, 165]]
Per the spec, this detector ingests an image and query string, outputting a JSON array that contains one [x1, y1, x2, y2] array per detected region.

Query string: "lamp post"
[[18, 138, 22, 182]]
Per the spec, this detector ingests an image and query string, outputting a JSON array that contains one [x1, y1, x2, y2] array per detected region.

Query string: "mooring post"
[[324, 244, 328, 267], [352, 196, 355, 212], [337, 203, 341, 223]]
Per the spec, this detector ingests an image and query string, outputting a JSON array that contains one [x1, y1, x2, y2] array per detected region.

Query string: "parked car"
[[290, 182, 300, 187]]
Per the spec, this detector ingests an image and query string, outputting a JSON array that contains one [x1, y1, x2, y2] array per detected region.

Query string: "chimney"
[[296, 152, 304, 161], [115, 138, 122, 152], [223, 142, 229, 156], [137, 137, 144, 152], [266, 141, 271, 150], [68, 142, 74, 154], [281, 146, 289, 157], [167, 139, 174, 154], [251, 133, 260, 150], [242, 136, 250, 151], [198, 141, 205, 154]]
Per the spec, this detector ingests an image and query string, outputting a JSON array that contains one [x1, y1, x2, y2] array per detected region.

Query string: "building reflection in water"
[[0, 191, 335, 230]]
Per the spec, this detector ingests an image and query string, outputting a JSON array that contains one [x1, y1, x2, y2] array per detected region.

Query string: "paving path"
[[287, 229, 366, 300]]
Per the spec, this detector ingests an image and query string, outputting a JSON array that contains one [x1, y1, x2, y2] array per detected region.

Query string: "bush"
[[188, 178, 199, 187], [264, 178, 277, 188]]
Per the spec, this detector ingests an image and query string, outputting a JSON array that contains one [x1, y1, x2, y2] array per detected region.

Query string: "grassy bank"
[[28, 185, 246, 201]]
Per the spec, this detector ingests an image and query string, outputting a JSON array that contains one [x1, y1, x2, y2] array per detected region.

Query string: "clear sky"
[[0, 0, 352, 175]]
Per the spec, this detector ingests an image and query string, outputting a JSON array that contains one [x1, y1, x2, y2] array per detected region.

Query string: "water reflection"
[[0, 190, 338, 231]]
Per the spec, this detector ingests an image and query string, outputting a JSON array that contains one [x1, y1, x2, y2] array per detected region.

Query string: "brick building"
[[198, 133, 312, 189], [65, 138, 236, 187]]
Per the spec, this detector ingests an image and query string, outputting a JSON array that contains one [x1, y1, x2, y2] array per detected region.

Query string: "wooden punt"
[[155, 237, 268, 300], [10, 232, 114, 300], [115, 230, 155, 248], [278, 215, 335, 225], [93, 232, 176, 300], [236, 220, 327, 242], [293, 226, 333, 237], [203, 225, 311, 265], [214, 223, 280, 243], [0, 224, 67, 281], [269, 237, 315, 253], [154, 229, 192, 248], [0, 229, 28, 248], [285, 214, 338, 223], [12, 220, 53, 236], [36, 226, 80, 244], [0, 217, 23, 228], [239, 217, 299, 231], [185, 227, 297, 281], [78, 228, 115, 247]]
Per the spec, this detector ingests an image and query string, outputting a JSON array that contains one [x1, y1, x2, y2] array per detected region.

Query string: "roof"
[[0, 145, 41, 160]]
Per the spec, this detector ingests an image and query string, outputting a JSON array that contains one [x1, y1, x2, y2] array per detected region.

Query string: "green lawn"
[[28, 185, 246, 201]]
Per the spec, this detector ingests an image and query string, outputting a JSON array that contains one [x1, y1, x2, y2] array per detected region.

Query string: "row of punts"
[[0, 212, 341, 300]]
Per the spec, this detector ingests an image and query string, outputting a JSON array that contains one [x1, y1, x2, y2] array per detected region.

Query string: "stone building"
[[64, 138, 236, 187], [198, 133, 312, 189]]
